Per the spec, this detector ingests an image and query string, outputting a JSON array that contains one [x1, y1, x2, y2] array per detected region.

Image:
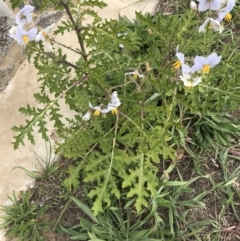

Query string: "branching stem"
[[60, 0, 88, 62], [53, 39, 86, 56], [57, 59, 77, 69]]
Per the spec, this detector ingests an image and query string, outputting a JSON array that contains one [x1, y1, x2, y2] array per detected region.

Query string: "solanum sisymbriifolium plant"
[[9, 0, 240, 214]]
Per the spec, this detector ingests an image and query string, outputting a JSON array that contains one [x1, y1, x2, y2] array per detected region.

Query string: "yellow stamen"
[[94, 110, 101, 116], [186, 86, 192, 90], [146, 62, 152, 72], [203, 64, 210, 74], [224, 13, 232, 22], [173, 60, 181, 70], [133, 72, 138, 79], [42, 31, 48, 38], [22, 35, 29, 44], [111, 108, 118, 115]]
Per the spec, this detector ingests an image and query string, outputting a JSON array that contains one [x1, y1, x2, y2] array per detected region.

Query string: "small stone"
[[36, 11, 65, 29]]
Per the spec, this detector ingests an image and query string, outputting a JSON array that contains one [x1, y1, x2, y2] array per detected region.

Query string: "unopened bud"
[[82, 110, 91, 121], [190, 1, 197, 11], [147, 28, 153, 35], [9, 26, 16, 35]]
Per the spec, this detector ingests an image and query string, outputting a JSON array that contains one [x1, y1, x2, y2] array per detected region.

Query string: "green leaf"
[[69, 196, 99, 224], [7, 0, 22, 9], [12, 166, 41, 179], [123, 154, 158, 212], [160, 181, 188, 186], [88, 231, 106, 241], [62, 164, 81, 191]]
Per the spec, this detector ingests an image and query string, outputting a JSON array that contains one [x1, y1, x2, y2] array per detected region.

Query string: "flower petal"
[[176, 52, 184, 63], [198, 1, 209, 11], [206, 53, 221, 67], [182, 64, 192, 74], [192, 77, 202, 86], [44, 41, 53, 52], [16, 5, 34, 26], [210, 0, 221, 10], [82, 111, 91, 121], [36, 32, 45, 41], [192, 56, 207, 72], [198, 18, 211, 33], [27, 28, 37, 41], [197, 0, 221, 11], [194, 55, 207, 65], [88, 102, 94, 108], [191, 63, 203, 72]]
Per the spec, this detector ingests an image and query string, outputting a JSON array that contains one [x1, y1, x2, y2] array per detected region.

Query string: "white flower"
[[173, 47, 184, 70], [103, 91, 122, 115], [190, 1, 197, 11], [9, 26, 17, 35], [173, 47, 192, 74], [101, 108, 110, 114], [217, 0, 235, 22], [16, 5, 35, 26], [110, 91, 121, 106], [180, 74, 202, 88], [89, 102, 102, 116], [117, 32, 128, 37], [36, 24, 55, 41], [107, 105, 118, 115], [191, 53, 222, 74], [199, 18, 224, 33], [9, 25, 37, 45], [87, 92, 122, 116], [36, 24, 55, 52], [197, 0, 221, 11], [82, 111, 91, 121], [125, 70, 144, 79], [108, 92, 121, 115]]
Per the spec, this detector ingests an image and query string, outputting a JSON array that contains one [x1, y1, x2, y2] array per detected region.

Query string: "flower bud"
[[9, 26, 16, 35], [82, 111, 91, 121], [190, 1, 197, 11]]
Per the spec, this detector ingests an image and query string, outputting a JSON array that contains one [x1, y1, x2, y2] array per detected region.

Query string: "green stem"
[[60, 0, 88, 62], [53, 199, 71, 231], [53, 39, 86, 56], [166, 86, 177, 123]]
